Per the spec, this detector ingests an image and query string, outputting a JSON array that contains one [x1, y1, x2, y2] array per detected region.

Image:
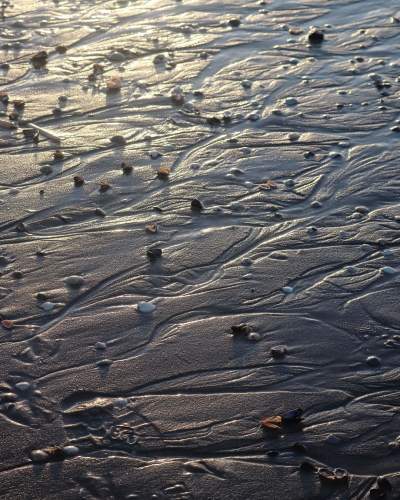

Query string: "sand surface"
[[0, 0, 400, 498]]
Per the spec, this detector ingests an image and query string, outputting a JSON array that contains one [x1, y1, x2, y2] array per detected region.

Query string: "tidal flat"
[[0, 0, 400, 498]]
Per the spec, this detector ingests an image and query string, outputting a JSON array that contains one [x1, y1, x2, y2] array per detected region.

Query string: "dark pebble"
[[300, 461, 315, 472], [292, 442, 307, 453], [110, 135, 126, 146], [53, 150, 64, 161], [94, 208, 106, 217], [377, 477, 392, 492], [229, 18, 241, 27], [11, 271, 23, 279], [0, 93, 9, 104], [369, 487, 386, 499], [36, 292, 48, 301], [31, 51, 48, 69], [13, 100, 25, 111], [55, 45, 67, 54], [308, 29, 324, 44], [99, 182, 111, 193], [121, 162, 133, 175], [207, 116, 221, 126], [270, 345, 287, 359], [22, 128, 36, 139], [191, 198, 204, 211], [230, 323, 251, 335], [366, 356, 381, 367], [73, 175, 85, 187], [282, 408, 303, 423], [147, 248, 162, 261]]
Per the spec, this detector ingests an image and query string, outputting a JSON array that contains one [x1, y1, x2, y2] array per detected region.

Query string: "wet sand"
[[0, 0, 400, 498]]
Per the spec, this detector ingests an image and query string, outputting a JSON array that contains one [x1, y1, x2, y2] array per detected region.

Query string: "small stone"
[[137, 301, 156, 313], [15, 381, 31, 391], [147, 247, 162, 260], [282, 408, 303, 423], [121, 162, 132, 175], [241, 258, 252, 267], [271, 345, 287, 359], [300, 461, 315, 472], [308, 29, 324, 44], [326, 434, 341, 445], [157, 166, 171, 178], [114, 397, 128, 409], [288, 132, 300, 142], [207, 116, 221, 126], [285, 97, 298, 106], [292, 442, 307, 453], [12, 271, 23, 279], [53, 150, 64, 161], [149, 150, 161, 159], [40, 165, 53, 175], [311, 200, 322, 208], [145, 223, 158, 234], [382, 249, 393, 257], [282, 286, 294, 294], [56, 45, 67, 54], [13, 100, 25, 111], [95, 208, 106, 217], [229, 18, 241, 28], [106, 75, 122, 93], [355, 206, 369, 214], [191, 198, 204, 211], [377, 477, 392, 492], [40, 301, 57, 311], [36, 292, 48, 301], [1, 319, 14, 330], [62, 445, 79, 457], [248, 331, 261, 341], [381, 266, 397, 275], [110, 135, 126, 146], [64, 275, 84, 288], [30, 449, 49, 463], [15, 222, 26, 233], [96, 359, 112, 367], [31, 51, 48, 69], [366, 356, 381, 367], [230, 324, 251, 336], [369, 487, 386, 499], [73, 175, 85, 187], [99, 181, 111, 193], [241, 80, 252, 89]]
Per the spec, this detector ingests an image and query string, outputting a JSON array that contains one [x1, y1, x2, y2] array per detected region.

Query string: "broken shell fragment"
[[260, 415, 282, 431], [106, 75, 122, 93], [157, 166, 171, 178], [145, 223, 158, 234]]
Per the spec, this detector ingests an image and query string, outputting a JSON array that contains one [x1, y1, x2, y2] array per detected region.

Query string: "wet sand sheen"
[[0, 0, 400, 498]]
